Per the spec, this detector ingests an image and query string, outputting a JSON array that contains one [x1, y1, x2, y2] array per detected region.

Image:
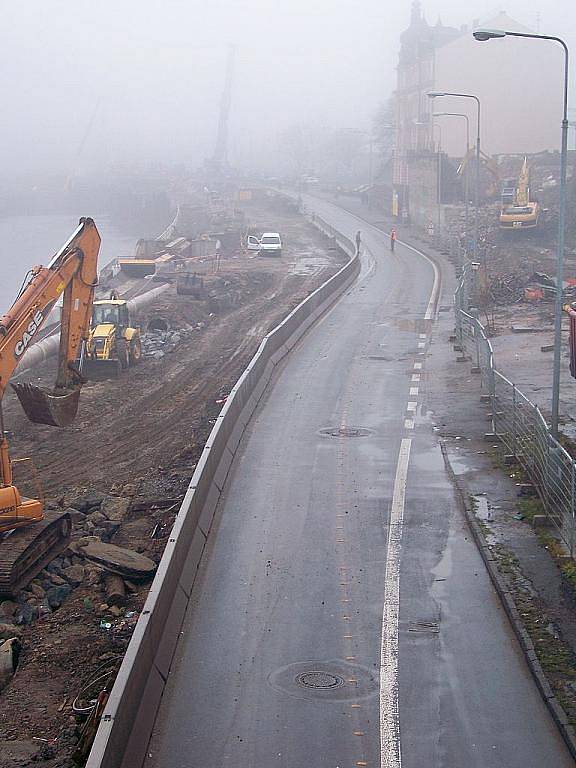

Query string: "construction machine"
[[0, 218, 100, 595], [84, 292, 142, 377], [499, 157, 540, 230], [457, 147, 500, 198]]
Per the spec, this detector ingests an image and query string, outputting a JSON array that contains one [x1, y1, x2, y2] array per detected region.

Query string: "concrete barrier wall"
[[86, 216, 360, 768]]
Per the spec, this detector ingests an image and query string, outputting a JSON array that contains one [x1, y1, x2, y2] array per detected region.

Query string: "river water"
[[0, 213, 138, 313]]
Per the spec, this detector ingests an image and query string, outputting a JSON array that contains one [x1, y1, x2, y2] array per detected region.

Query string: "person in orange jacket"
[[390, 228, 397, 253]]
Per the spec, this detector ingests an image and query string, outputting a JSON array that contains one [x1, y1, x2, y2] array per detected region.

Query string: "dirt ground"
[[0, 196, 347, 767]]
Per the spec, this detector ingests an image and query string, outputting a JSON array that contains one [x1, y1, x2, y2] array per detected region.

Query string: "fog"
[[0, 0, 574, 179]]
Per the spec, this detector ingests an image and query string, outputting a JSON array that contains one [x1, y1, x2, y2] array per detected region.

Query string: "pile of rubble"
[[141, 325, 194, 360], [0, 489, 155, 632]]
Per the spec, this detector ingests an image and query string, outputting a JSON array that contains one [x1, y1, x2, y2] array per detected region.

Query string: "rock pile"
[[0, 488, 155, 629], [141, 326, 192, 360]]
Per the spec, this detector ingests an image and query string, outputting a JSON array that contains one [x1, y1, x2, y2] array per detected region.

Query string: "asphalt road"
[[146, 198, 573, 768]]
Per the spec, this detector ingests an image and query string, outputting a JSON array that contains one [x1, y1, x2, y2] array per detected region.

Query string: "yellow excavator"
[[84, 292, 142, 377], [0, 218, 100, 595], [499, 157, 540, 230]]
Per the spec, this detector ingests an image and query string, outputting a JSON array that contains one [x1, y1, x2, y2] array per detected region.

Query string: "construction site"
[[4, 3, 576, 768], [0, 189, 349, 766]]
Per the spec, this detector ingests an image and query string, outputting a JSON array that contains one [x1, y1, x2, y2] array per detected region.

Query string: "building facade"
[[393, 6, 563, 225]]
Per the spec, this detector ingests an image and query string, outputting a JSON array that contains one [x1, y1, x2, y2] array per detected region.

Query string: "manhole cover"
[[320, 427, 372, 438], [296, 671, 345, 689], [408, 621, 440, 634]]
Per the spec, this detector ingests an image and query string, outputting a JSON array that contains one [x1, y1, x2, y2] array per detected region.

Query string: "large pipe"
[[14, 283, 171, 377]]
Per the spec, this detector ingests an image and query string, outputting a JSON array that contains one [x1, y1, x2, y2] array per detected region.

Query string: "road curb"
[[440, 440, 576, 760]]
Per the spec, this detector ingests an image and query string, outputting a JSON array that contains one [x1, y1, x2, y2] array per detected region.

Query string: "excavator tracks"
[[0, 510, 72, 597]]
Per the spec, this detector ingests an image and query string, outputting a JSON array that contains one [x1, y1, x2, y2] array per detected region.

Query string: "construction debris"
[[72, 540, 157, 581]]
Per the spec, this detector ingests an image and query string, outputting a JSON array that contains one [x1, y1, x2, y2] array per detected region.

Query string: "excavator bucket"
[[11, 382, 81, 427]]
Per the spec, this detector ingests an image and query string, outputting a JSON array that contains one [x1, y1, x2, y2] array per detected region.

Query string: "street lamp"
[[427, 91, 481, 266], [431, 120, 442, 245], [474, 27, 569, 437], [434, 111, 471, 256]]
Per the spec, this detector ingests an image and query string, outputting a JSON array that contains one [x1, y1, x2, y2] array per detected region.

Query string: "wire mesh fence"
[[454, 264, 576, 555]]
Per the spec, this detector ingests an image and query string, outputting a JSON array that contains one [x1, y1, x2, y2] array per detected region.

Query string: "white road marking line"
[[407, 401, 417, 412], [409, 387, 419, 396], [381, 438, 412, 768], [419, 333, 427, 339], [403, 419, 414, 429], [413, 362, 422, 370], [411, 374, 420, 382], [417, 342, 425, 349]]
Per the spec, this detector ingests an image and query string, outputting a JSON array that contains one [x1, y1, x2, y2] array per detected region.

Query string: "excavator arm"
[[0, 217, 100, 426]]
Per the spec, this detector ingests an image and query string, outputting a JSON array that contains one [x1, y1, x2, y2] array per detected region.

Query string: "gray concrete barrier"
[[86, 216, 360, 768]]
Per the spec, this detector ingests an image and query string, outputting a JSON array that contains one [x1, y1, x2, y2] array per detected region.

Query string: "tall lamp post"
[[432, 121, 442, 245], [434, 112, 471, 254], [474, 28, 569, 437], [428, 91, 481, 266]]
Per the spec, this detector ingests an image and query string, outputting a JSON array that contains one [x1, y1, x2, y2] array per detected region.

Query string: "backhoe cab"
[[84, 294, 142, 378]]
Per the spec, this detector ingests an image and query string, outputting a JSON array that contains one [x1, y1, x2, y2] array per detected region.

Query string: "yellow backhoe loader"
[[83, 292, 142, 378]]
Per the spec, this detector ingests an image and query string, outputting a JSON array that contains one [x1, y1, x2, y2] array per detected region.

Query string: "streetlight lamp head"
[[473, 28, 507, 41], [427, 91, 446, 98]]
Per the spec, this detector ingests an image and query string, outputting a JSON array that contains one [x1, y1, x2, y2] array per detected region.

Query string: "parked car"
[[247, 232, 283, 257]]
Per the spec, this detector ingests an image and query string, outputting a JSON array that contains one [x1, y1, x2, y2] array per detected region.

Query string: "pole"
[[474, 100, 481, 267], [552, 99, 569, 436], [473, 31, 568, 436], [464, 116, 470, 259], [368, 138, 374, 188], [549, 40, 569, 436]]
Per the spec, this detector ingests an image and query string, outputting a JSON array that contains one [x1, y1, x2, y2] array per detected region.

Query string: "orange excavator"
[[0, 218, 100, 595]]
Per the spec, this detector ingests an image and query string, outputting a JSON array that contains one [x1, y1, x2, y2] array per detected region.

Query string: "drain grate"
[[296, 671, 345, 689], [320, 427, 372, 438]]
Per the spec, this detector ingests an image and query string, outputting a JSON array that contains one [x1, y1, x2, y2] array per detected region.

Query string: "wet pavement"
[[145, 199, 573, 767]]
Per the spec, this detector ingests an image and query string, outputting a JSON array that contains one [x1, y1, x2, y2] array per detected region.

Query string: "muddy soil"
[[0, 198, 347, 767]]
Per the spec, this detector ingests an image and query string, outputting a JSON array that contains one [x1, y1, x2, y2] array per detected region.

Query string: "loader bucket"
[[11, 382, 81, 427], [82, 358, 122, 380]]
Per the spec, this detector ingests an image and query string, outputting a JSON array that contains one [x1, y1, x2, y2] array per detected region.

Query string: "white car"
[[247, 232, 282, 257]]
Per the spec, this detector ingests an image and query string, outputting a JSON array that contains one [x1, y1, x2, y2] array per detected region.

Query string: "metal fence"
[[454, 264, 576, 555]]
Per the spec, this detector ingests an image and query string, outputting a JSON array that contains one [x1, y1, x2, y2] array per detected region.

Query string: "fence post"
[[512, 384, 517, 458], [570, 462, 576, 557]]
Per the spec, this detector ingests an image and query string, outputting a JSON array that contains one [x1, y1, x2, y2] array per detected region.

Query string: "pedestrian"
[[355, 230, 361, 255], [390, 228, 397, 253]]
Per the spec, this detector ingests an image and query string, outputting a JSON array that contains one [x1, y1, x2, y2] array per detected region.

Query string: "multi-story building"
[[393, 5, 563, 226]]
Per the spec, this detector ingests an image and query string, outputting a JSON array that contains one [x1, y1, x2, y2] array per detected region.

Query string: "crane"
[[0, 217, 100, 595], [211, 44, 236, 169]]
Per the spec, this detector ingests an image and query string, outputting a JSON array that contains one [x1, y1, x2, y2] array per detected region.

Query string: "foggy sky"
[[0, 0, 574, 177]]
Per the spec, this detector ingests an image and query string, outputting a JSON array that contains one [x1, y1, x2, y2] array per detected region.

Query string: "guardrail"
[[455, 264, 576, 555], [86, 215, 360, 768]]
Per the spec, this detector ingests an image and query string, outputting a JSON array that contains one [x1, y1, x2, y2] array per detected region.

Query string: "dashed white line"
[[411, 374, 420, 383], [419, 333, 427, 339], [409, 387, 419, 396], [380, 438, 412, 768], [403, 418, 414, 429], [407, 401, 417, 412], [413, 362, 422, 370], [417, 342, 425, 349]]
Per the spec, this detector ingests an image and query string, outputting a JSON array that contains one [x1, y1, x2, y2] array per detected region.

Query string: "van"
[[258, 232, 282, 257]]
